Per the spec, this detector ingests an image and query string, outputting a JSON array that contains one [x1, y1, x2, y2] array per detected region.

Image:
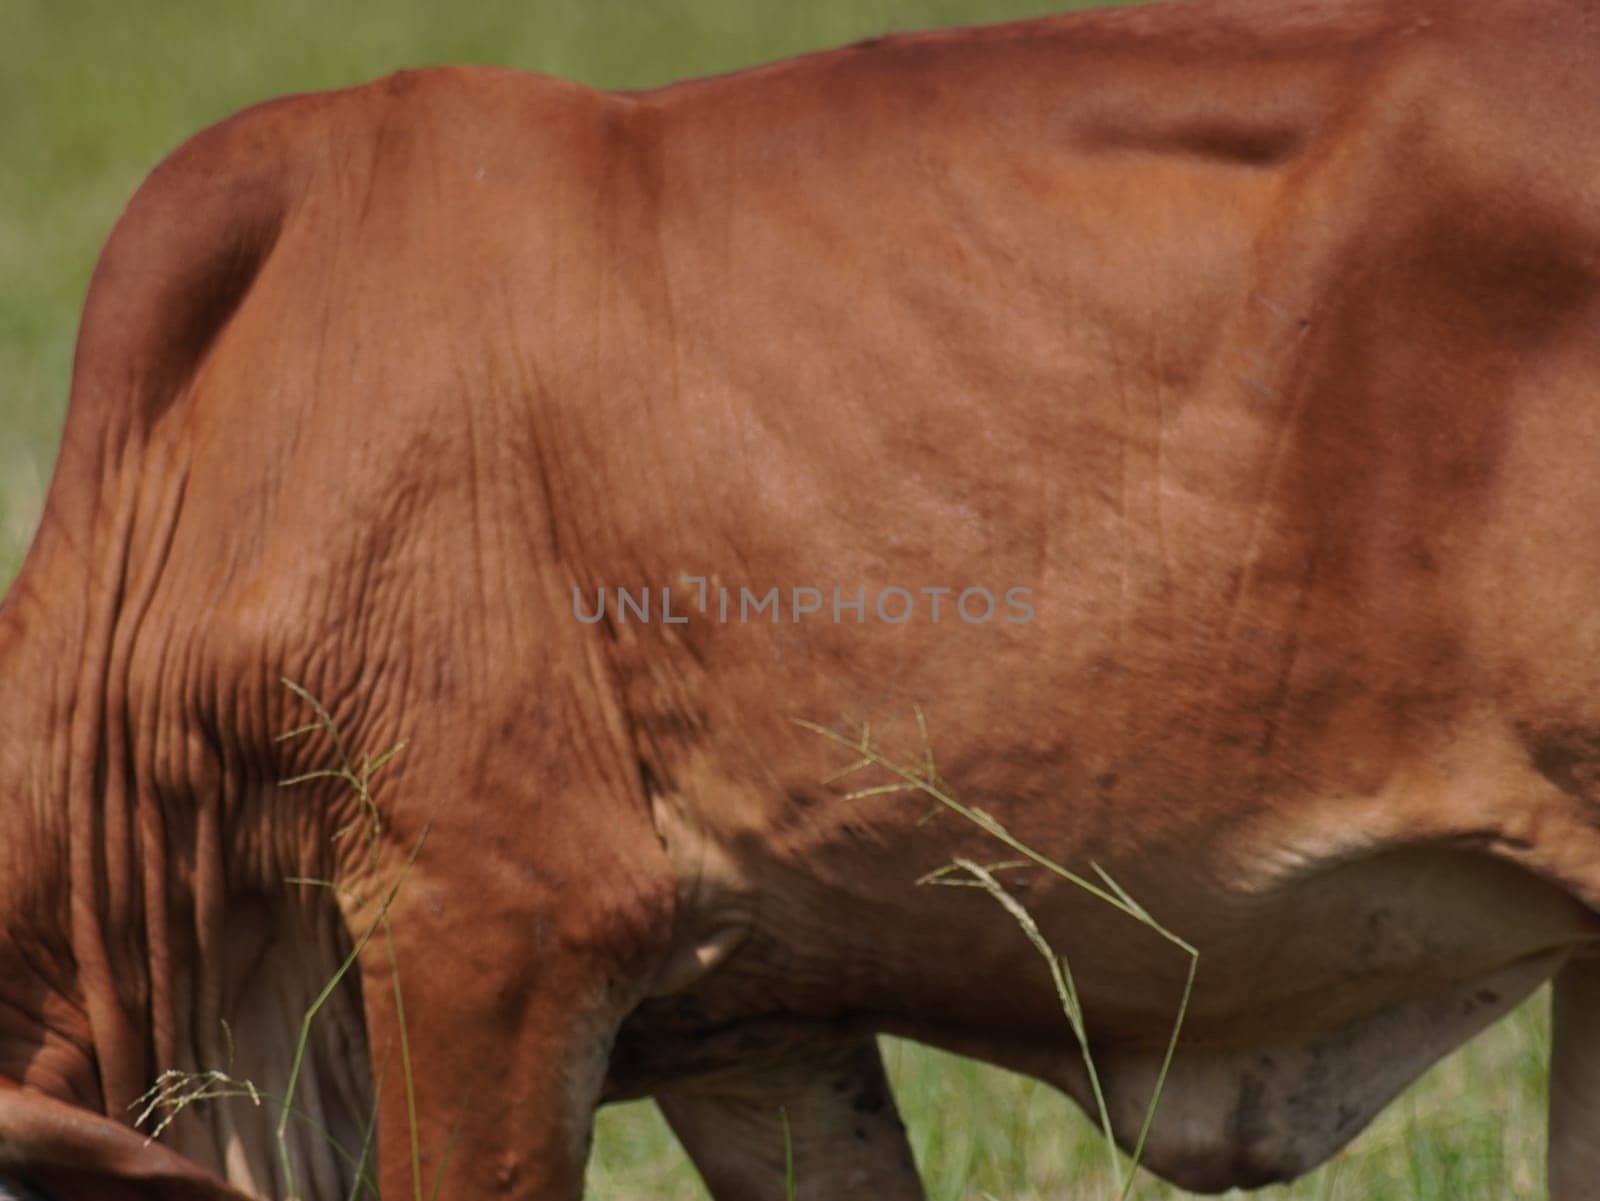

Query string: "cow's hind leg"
[[1551, 955, 1600, 1200], [658, 1037, 923, 1201]]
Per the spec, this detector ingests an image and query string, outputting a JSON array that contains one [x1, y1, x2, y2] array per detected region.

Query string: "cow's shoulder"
[[60, 66, 613, 456]]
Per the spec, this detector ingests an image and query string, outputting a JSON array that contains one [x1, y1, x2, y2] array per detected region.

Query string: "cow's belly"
[[615, 835, 1597, 1190], [955, 847, 1591, 1188], [1043, 847, 1592, 1189], [1059, 952, 1561, 1191]]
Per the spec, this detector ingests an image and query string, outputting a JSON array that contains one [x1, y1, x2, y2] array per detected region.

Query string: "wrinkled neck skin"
[[0, 522, 372, 1199], [0, 543, 93, 1107]]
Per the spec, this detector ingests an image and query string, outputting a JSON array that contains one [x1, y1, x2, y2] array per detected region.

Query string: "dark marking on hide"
[[844, 1040, 894, 1123], [1232, 1071, 1268, 1151], [787, 788, 820, 813], [1528, 726, 1600, 803], [852, 1088, 886, 1116]]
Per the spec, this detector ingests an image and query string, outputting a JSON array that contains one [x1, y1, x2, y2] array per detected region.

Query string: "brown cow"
[[4, 0, 1600, 1196]]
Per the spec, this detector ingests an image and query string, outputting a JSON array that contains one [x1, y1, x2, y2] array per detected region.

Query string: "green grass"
[[1, 2, 1553, 1198]]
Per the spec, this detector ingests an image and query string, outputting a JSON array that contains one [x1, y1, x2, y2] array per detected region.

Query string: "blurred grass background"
[[1, 1, 1550, 1197]]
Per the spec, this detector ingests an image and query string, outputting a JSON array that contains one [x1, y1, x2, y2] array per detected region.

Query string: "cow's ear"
[[0, 1082, 248, 1201]]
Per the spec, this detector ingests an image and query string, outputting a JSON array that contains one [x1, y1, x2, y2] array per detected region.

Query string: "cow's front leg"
[[657, 1037, 923, 1201], [360, 909, 619, 1201], [348, 782, 677, 1201], [1551, 954, 1600, 1199]]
